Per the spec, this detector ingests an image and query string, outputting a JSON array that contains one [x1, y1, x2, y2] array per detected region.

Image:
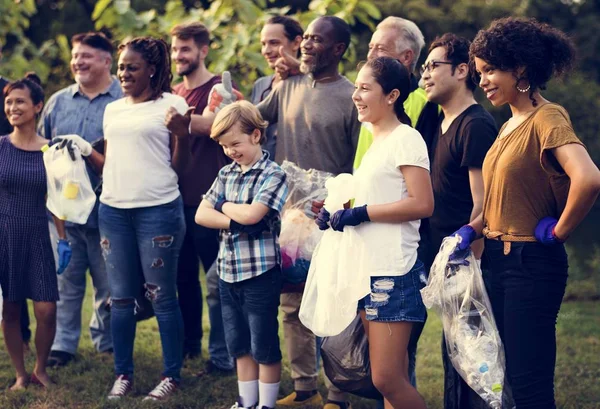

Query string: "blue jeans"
[[49, 222, 112, 354], [219, 266, 282, 364], [99, 197, 185, 379], [206, 261, 235, 370]]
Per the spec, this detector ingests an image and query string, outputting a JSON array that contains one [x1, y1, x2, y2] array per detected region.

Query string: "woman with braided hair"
[[62, 36, 193, 401], [448, 17, 600, 409]]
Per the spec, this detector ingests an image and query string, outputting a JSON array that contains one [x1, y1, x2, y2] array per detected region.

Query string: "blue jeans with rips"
[[99, 196, 185, 380]]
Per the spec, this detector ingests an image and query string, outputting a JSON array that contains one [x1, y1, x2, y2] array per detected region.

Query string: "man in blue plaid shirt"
[[195, 101, 288, 409]]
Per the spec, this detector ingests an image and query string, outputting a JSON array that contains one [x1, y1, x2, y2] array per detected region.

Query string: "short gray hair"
[[377, 16, 425, 72]]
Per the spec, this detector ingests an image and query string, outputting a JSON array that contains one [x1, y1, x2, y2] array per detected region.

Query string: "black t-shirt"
[[429, 104, 497, 245], [0, 77, 12, 135]]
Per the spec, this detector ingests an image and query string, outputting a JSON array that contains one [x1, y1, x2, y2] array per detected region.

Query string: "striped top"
[[0, 135, 48, 218], [204, 152, 288, 283]]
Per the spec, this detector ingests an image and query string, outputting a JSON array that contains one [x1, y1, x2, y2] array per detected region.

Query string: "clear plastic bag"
[[279, 161, 333, 283], [421, 237, 506, 409], [43, 140, 96, 224], [299, 173, 371, 337]]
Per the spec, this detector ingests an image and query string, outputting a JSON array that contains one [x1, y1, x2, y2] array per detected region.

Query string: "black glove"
[[230, 219, 270, 239]]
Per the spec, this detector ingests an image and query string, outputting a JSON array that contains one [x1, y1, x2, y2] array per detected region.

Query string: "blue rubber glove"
[[230, 219, 269, 239], [57, 239, 72, 275], [534, 216, 564, 245], [214, 198, 228, 213], [315, 208, 330, 231], [447, 225, 476, 267], [330, 205, 370, 232]]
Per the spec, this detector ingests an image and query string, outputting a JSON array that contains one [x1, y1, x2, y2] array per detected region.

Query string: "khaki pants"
[[280, 292, 346, 401]]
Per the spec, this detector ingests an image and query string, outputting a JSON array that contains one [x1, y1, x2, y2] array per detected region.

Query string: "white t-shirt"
[[100, 92, 188, 208], [353, 124, 430, 276]]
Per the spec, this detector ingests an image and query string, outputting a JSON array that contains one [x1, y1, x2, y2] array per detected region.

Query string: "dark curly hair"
[[360, 57, 412, 126], [429, 33, 476, 91], [119, 37, 172, 101], [469, 17, 575, 106]]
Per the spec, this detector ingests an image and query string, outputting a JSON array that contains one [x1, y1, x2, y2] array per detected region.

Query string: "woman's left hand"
[[534, 216, 564, 244], [330, 205, 370, 232], [57, 239, 72, 275]]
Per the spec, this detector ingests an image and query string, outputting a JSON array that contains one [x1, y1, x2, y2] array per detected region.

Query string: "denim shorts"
[[358, 259, 428, 322], [219, 266, 282, 364]]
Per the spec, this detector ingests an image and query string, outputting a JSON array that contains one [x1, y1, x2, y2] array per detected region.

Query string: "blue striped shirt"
[[204, 152, 288, 283]]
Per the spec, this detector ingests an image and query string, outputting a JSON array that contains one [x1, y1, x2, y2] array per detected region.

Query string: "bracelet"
[[188, 120, 193, 135]]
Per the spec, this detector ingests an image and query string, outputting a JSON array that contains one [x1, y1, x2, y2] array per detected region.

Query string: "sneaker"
[[46, 350, 75, 368], [229, 397, 256, 409], [324, 402, 353, 409], [143, 377, 179, 401], [276, 391, 323, 407], [107, 375, 133, 400]]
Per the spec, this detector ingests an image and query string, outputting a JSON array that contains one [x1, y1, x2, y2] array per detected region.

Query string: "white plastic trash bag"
[[279, 161, 333, 282], [299, 173, 371, 337], [43, 140, 96, 224], [421, 236, 506, 409]]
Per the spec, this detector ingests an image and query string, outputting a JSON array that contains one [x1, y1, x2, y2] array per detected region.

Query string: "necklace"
[[309, 73, 339, 88]]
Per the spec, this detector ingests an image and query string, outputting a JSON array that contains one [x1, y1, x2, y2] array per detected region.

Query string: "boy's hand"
[[230, 219, 269, 238]]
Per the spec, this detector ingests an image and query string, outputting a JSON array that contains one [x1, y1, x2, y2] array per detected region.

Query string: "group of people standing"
[[0, 10, 599, 409]]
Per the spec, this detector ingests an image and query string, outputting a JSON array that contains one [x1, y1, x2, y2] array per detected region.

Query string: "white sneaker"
[[143, 377, 179, 401], [107, 374, 133, 400]]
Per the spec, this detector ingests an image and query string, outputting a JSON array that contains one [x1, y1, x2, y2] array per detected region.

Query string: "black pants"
[[176, 205, 219, 354], [485, 240, 568, 409]]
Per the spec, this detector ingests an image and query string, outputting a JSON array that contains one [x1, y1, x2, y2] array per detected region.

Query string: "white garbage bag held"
[[42, 138, 96, 224], [421, 236, 506, 409], [299, 173, 370, 337]]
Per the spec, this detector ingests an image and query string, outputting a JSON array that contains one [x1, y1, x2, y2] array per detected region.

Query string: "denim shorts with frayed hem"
[[358, 259, 428, 323], [219, 266, 282, 364]]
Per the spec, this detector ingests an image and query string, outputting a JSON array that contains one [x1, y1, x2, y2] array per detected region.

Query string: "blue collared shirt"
[[204, 152, 289, 283], [38, 78, 123, 228]]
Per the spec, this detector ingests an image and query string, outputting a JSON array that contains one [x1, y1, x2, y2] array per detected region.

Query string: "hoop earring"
[[516, 77, 530, 93]]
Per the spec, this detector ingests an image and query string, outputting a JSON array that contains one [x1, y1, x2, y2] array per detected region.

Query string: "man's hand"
[[274, 46, 301, 82], [165, 106, 195, 137], [207, 71, 244, 113]]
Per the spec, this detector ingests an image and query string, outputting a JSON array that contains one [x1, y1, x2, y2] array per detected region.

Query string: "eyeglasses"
[[420, 60, 453, 75]]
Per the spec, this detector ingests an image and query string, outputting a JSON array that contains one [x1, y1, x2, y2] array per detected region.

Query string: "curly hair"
[[429, 33, 476, 91], [119, 37, 172, 101], [360, 57, 412, 126], [469, 17, 575, 106]]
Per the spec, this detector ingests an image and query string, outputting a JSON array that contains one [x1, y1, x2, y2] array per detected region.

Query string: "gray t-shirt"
[[257, 74, 360, 175]]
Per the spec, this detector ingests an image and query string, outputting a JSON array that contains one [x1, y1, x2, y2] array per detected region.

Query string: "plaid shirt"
[[204, 152, 288, 283]]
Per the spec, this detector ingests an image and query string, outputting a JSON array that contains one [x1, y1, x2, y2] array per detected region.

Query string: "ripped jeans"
[[99, 196, 185, 379]]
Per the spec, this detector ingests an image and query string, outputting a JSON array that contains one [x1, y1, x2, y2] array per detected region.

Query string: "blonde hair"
[[211, 100, 268, 144], [377, 16, 425, 72]]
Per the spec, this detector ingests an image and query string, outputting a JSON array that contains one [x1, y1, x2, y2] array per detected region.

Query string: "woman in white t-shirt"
[[317, 57, 433, 409], [63, 37, 192, 401]]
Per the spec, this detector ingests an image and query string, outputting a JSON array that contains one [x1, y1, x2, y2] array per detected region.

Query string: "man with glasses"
[[421, 33, 497, 409]]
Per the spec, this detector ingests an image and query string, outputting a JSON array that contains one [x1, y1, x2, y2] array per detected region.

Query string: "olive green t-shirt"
[[482, 103, 584, 237]]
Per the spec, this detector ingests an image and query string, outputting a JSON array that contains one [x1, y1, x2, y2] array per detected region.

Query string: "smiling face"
[[352, 66, 397, 124], [260, 23, 299, 69], [4, 87, 43, 127], [368, 28, 401, 61], [117, 47, 155, 100], [474, 57, 520, 107], [218, 122, 263, 169], [171, 36, 204, 76], [300, 19, 341, 76], [421, 46, 460, 105], [70, 42, 111, 88]]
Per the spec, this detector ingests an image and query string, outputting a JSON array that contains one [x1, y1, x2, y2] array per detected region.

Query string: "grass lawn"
[[0, 278, 598, 409]]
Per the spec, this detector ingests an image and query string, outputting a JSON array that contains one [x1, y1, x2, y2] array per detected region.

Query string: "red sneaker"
[[107, 374, 133, 400], [143, 377, 179, 401]]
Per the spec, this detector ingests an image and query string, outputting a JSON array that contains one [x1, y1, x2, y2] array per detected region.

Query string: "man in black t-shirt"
[[421, 34, 498, 409]]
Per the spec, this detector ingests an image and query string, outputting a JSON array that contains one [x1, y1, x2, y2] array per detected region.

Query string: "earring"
[[516, 77, 530, 93], [150, 74, 154, 78]]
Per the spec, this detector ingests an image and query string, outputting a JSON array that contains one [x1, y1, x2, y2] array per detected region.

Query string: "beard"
[[176, 57, 200, 76], [300, 53, 326, 75]]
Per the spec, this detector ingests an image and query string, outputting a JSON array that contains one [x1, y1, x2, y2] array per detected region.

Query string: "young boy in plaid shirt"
[[195, 101, 288, 409]]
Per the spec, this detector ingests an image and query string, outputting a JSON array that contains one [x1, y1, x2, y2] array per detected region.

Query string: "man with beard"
[[166, 22, 234, 375], [421, 33, 497, 409], [38, 32, 119, 367], [256, 16, 360, 409]]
